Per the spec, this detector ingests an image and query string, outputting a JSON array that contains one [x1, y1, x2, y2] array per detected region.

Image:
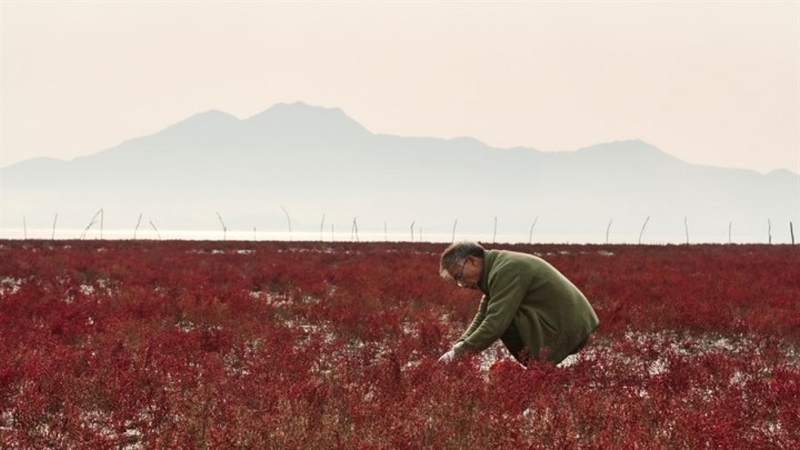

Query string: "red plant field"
[[1, 240, 798, 448]]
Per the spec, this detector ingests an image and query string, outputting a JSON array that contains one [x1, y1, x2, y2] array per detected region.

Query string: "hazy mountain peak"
[[169, 109, 239, 128], [767, 168, 800, 179], [152, 109, 241, 142], [245, 101, 372, 138], [577, 139, 656, 152], [575, 139, 681, 162], [1, 156, 67, 170]]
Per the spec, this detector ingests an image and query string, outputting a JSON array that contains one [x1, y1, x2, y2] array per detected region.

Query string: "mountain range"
[[1, 102, 798, 243]]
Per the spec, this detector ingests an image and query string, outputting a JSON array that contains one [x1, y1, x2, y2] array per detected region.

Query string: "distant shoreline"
[[0, 228, 791, 246]]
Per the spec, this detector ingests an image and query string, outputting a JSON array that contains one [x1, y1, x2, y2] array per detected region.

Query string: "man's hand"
[[438, 349, 456, 364]]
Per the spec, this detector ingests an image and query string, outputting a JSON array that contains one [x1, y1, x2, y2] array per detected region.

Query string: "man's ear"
[[471, 255, 482, 270]]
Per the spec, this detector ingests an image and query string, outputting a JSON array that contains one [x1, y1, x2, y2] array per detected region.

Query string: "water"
[[0, 227, 785, 245]]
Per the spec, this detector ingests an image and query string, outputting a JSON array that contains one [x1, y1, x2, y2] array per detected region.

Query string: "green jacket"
[[454, 250, 599, 364]]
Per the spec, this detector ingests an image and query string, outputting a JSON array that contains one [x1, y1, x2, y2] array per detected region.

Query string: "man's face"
[[450, 256, 481, 290]]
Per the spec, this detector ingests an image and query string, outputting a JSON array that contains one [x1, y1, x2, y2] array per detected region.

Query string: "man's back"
[[479, 250, 599, 363]]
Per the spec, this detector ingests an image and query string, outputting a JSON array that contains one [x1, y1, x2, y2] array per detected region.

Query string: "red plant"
[[0, 240, 797, 447]]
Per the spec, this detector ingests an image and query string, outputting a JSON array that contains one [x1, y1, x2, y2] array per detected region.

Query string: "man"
[[438, 241, 599, 366]]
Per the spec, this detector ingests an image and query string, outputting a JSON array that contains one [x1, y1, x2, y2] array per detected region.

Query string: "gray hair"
[[439, 241, 485, 278]]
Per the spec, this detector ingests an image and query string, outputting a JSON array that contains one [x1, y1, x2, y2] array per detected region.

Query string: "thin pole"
[[134, 213, 143, 240], [638, 216, 650, 245], [280, 206, 292, 241], [529, 216, 539, 245]]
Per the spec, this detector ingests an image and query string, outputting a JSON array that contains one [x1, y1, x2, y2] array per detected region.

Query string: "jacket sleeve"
[[455, 295, 488, 353], [461, 268, 528, 352]]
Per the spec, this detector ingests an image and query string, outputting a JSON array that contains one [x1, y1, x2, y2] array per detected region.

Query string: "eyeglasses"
[[453, 258, 468, 287]]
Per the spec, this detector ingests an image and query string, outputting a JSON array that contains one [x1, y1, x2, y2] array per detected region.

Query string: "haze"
[[1, 1, 798, 175]]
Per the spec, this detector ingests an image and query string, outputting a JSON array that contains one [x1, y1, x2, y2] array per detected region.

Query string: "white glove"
[[438, 349, 456, 364]]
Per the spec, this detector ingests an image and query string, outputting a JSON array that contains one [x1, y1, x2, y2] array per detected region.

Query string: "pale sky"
[[1, 0, 798, 174]]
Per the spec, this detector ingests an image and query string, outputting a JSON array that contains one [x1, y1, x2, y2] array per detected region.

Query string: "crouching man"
[[438, 241, 599, 366]]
